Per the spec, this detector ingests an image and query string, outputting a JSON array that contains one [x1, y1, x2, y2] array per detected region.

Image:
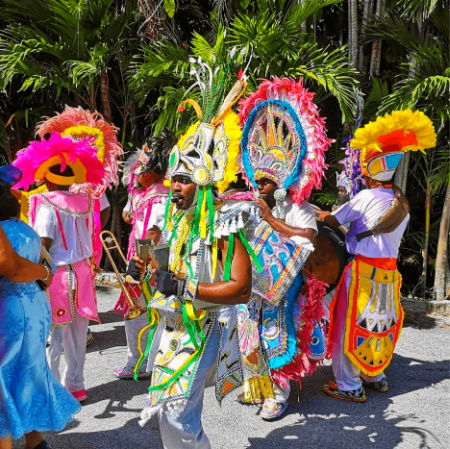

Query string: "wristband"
[[40, 264, 51, 282], [184, 278, 198, 301]]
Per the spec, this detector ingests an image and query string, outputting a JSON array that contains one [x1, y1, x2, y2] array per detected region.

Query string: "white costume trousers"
[[270, 381, 291, 404], [158, 307, 232, 449], [124, 313, 151, 371], [331, 283, 386, 391], [46, 312, 89, 392]]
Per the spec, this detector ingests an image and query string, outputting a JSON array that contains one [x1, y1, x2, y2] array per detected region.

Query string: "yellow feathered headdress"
[[351, 110, 436, 181], [165, 55, 247, 240]]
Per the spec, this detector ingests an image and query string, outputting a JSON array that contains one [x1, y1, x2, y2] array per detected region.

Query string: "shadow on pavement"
[[53, 416, 163, 449], [86, 325, 126, 354], [81, 377, 151, 408], [403, 312, 441, 330], [247, 354, 448, 449]]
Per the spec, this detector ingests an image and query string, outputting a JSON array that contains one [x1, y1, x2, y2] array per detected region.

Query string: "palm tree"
[[131, 0, 359, 136], [0, 0, 138, 125]]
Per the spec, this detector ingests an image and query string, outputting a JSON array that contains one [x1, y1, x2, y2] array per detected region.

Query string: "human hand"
[[254, 198, 274, 223], [122, 211, 132, 224], [128, 255, 148, 281], [155, 269, 185, 297], [42, 267, 54, 288]]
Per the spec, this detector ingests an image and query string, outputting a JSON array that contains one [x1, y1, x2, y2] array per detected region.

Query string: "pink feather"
[[239, 77, 333, 203], [35, 106, 123, 193], [13, 133, 105, 191]]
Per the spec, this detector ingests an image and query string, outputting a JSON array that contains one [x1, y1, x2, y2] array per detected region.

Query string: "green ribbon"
[[162, 190, 173, 232], [133, 321, 157, 381], [205, 185, 215, 242], [147, 302, 207, 393], [223, 233, 235, 281], [238, 229, 263, 273]]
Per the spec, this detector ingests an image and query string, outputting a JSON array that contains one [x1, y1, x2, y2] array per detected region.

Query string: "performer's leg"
[[62, 312, 89, 393], [125, 313, 150, 368], [145, 315, 165, 373], [158, 312, 224, 449], [331, 312, 363, 391], [260, 380, 290, 420], [272, 381, 290, 403], [46, 325, 63, 383], [114, 309, 151, 378]]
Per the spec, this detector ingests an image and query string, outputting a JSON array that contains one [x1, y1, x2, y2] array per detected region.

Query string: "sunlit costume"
[[35, 106, 123, 265], [138, 57, 258, 449], [323, 110, 436, 402], [237, 77, 332, 419], [0, 165, 81, 442], [13, 132, 107, 402], [113, 136, 172, 379]]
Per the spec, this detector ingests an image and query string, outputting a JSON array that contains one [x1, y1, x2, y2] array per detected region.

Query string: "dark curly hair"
[[143, 128, 177, 175], [0, 180, 20, 221]]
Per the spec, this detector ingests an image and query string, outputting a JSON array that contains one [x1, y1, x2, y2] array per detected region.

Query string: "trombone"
[[100, 230, 147, 320]]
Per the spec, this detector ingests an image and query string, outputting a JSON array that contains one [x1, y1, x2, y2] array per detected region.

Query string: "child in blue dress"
[[0, 170, 81, 449]]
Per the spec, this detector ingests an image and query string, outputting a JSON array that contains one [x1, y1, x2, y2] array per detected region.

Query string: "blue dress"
[[0, 219, 81, 440]]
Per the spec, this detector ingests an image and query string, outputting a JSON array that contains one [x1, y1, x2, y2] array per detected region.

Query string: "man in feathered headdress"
[[237, 77, 332, 420], [321, 110, 436, 402], [13, 133, 106, 403], [133, 56, 257, 448]]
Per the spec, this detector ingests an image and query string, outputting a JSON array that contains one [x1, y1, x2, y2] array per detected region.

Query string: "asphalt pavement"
[[13, 285, 450, 449]]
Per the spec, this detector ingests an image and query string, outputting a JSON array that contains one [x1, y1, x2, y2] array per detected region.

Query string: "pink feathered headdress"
[[13, 133, 105, 191], [239, 77, 332, 204], [35, 106, 122, 193]]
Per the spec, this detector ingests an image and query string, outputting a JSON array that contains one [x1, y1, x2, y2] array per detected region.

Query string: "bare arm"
[[255, 198, 316, 242], [0, 226, 52, 284], [322, 213, 341, 229], [100, 207, 111, 229], [144, 226, 162, 245], [373, 186, 409, 234], [197, 234, 252, 305], [41, 237, 53, 251]]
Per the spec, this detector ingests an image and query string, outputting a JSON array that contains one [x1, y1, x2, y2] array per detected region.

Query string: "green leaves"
[[164, 0, 176, 19]]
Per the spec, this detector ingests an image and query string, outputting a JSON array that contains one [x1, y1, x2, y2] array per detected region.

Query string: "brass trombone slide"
[[100, 230, 147, 320]]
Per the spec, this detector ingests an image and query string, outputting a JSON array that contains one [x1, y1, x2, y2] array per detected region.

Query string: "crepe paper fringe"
[[271, 272, 327, 388], [351, 109, 436, 178]]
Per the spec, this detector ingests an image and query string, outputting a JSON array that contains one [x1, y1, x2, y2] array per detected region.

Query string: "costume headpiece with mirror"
[[351, 109, 436, 181], [239, 77, 332, 204], [165, 52, 247, 241]]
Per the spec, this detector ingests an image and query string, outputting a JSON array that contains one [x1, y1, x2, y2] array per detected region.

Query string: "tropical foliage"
[[0, 0, 448, 298]]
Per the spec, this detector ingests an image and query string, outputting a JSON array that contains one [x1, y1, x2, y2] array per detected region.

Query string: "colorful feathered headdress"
[[239, 77, 332, 204], [166, 52, 247, 238], [35, 106, 122, 193], [13, 133, 105, 190], [336, 136, 364, 199], [351, 109, 436, 181]]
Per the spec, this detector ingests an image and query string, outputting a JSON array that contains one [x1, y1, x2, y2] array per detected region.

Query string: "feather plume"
[[239, 77, 333, 204], [13, 133, 105, 191], [36, 106, 122, 192]]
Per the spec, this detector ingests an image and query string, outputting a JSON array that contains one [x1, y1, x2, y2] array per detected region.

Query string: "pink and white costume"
[[30, 191, 98, 394]]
